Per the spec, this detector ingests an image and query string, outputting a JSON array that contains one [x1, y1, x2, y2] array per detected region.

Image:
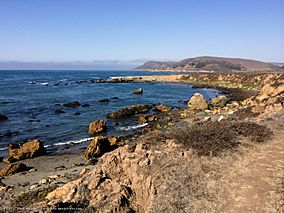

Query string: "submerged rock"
[[107, 104, 152, 119], [0, 163, 30, 177], [81, 103, 90, 107], [210, 95, 229, 107], [54, 109, 65, 114], [134, 88, 143, 94], [98, 98, 110, 103], [63, 101, 81, 108], [0, 130, 12, 138], [188, 93, 208, 110], [5, 139, 46, 163], [88, 120, 107, 136], [0, 113, 8, 121]]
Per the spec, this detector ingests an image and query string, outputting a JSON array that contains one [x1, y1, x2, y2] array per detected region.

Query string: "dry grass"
[[171, 121, 272, 156]]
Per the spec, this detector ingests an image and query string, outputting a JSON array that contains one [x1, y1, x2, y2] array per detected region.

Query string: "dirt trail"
[[222, 113, 284, 213]]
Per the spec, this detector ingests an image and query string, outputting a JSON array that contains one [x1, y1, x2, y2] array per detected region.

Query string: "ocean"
[[0, 70, 220, 156]]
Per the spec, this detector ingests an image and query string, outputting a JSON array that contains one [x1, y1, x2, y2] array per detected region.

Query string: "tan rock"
[[6, 139, 46, 162], [188, 93, 208, 110], [88, 120, 106, 135], [155, 104, 172, 112], [134, 88, 143, 94], [85, 136, 112, 160], [0, 163, 29, 177], [210, 95, 228, 107]]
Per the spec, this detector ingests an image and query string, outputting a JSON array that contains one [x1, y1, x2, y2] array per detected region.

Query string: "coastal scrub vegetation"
[[172, 121, 272, 156]]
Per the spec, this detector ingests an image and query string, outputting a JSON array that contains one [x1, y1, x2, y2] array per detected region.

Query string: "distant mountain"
[[135, 56, 283, 72]]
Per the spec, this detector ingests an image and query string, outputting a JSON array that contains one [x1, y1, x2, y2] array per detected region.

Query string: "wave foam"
[[118, 123, 148, 131], [44, 137, 94, 148]]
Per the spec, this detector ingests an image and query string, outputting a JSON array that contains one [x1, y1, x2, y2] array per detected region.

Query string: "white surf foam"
[[118, 123, 148, 131], [44, 137, 94, 148]]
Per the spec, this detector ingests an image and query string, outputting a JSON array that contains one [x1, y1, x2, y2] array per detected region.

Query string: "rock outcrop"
[[88, 120, 107, 135], [107, 104, 152, 119], [4, 139, 46, 163], [138, 115, 158, 123], [0, 163, 29, 177], [155, 104, 172, 112], [210, 95, 229, 107], [188, 93, 208, 110], [84, 136, 122, 161]]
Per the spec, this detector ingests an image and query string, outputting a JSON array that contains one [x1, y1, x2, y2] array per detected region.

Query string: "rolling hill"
[[135, 56, 283, 72]]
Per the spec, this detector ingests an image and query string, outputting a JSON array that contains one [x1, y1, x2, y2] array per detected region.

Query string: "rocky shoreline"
[[0, 72, 283, 212]]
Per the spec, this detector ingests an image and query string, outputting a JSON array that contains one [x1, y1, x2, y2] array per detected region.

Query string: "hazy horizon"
[[0, 0, 283, 69]]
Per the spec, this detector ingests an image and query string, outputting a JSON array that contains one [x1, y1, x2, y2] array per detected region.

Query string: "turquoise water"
[[0, 70, 219, 155]]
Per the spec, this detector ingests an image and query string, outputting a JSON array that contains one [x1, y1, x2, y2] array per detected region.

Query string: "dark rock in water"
[[54, 104, 61, 107], [81, 104, 90, 107], [98, 98, 110, 103], [5, 139, 46, 163], [64, 101, 81, 108], [74, 112, 81, 116], [134, 88, 143, 94], [191, 84, 203, 89], [0, 163, 30, 177], [0, 130, 12, 138], [107, 104, 152, 119], [0, 113, 8, 121], [88, 120, 107, 136], [110, 97, 119, 100], [54, 109, 65, 114]]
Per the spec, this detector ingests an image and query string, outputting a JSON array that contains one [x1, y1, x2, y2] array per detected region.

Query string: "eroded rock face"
[[210, 95, 229, 107], [63, 101, 81, 108], [107, 104, 152, 119], [84, 136, 122, 161], [155, 104, 172, 112], [88, 120, 106, 136], [188, 93, 208, 110], [5, 139, 46, 163], [0, 163, 29, 176], [138, 115, 158, 123]]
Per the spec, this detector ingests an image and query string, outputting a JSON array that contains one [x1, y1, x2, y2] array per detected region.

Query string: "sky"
[[0, 0, 283, 69]]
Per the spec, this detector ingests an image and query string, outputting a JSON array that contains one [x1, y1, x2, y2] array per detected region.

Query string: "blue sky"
[[0, 0, 283, 69]]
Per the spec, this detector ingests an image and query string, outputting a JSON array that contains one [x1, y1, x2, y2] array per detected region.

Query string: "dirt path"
[[222, 114, 284, 213]]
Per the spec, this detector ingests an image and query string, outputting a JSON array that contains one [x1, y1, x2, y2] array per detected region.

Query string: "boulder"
[[188, 93, 208, 110], [88, 120, 107, 135], [0, 163, 30, 177], [84, 136, 111, 160], [138, 115, 158, 123], [155, 104, 172, 112], [134, 88, 143, 94], [0, 113, 8, 121], [5, 139, 46, 162], [210, 95, 228, 107], [107, 104, 152, 119], [63, 101, 81, 108]]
